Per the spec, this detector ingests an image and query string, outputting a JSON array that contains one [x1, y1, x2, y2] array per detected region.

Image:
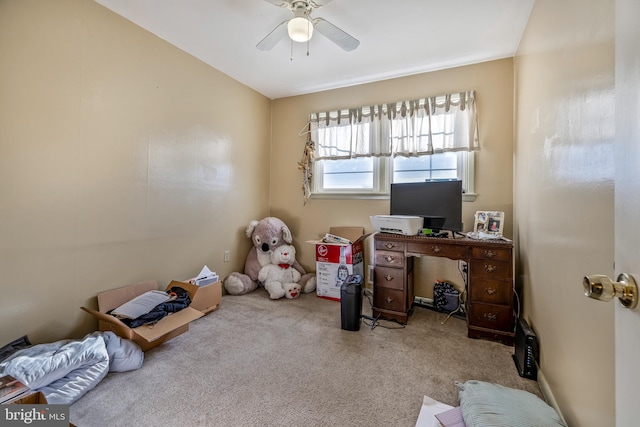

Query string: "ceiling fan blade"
[[256, 20, 289, 51], [313, 17, 360, 52], [309, 0, 334, 7], [262, 0, 292, 7], [262, 0, 333, 9]]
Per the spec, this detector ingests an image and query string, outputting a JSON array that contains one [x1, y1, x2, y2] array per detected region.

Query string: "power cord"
[[440, 295, 464, 325], [361, 314, 406, 330], [435, 261, 470, 325], [361, 288, 406, 330]]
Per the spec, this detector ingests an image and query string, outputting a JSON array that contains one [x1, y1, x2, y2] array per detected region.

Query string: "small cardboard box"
[[309, 227, 367, 301], [81, 280, 204, 352]]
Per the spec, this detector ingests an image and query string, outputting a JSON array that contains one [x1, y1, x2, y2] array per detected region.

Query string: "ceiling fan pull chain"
[[290, 38, 294, 61], [306, 18, 311, 56]]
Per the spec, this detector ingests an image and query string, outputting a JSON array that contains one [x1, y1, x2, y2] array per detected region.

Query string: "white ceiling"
[[95, 0, 534, 99]]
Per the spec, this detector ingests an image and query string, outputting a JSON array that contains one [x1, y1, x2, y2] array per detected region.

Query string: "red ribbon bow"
[[278, 263, 291, 269]]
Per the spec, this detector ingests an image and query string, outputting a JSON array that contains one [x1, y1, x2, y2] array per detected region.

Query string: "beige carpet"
[[70, 290, 541, 427]]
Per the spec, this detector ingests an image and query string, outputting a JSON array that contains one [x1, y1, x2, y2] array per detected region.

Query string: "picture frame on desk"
[[473, 211, 505, 237]]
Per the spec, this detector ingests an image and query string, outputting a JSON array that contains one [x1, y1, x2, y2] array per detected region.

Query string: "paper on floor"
[[415, 395, 454, 427]]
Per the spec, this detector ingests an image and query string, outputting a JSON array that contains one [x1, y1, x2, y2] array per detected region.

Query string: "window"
[[393, 153, 459, 183], [307, 91, 478, 201]]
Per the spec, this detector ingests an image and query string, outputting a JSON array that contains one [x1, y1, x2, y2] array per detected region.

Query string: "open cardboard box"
[[182, 279, 223, 314], [9, 392, 77, 426], [10, 391, 48, 404], [81, 279, 220, 352], [308, 227, 368, 301]]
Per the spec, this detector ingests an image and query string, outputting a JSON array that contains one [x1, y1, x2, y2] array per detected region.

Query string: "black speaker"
[[512, 318, 538, 380]]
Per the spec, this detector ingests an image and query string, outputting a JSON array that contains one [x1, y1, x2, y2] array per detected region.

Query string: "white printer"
[[369, 215, 423, 235]]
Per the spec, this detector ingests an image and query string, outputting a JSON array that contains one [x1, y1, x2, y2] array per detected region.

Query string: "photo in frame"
[[473, 211, 505, 237]]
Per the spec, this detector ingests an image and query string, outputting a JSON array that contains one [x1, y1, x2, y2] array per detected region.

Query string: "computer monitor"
[[390, 180, 463, 232]]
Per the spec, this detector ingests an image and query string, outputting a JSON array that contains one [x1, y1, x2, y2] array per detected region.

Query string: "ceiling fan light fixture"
[[287, 16, 313, 42]]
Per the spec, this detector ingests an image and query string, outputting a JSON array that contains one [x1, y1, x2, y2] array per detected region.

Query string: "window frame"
[[307, 91, 478, 202], [311, 151, 476, 202]]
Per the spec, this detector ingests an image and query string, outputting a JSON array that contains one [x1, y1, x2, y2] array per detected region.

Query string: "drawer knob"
[[384, 255, 395, 262], [483, 312, 497, 322], [384, 275, 394, 281], [431, 245, 442, 254], [385, 296, 394, 303], [483, 287, 497, 296], [384, 242, 395, 249], [484, 264, 497, 273], [484, 250, 497, 258]]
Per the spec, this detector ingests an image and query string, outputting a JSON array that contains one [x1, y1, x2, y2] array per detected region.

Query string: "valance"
[[310, 91, 479, 160]]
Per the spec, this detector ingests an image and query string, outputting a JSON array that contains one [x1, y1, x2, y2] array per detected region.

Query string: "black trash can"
[[340, 274, 363, 331]]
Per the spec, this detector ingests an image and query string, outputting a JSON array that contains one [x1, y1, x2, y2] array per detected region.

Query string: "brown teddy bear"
[[223, 217, 316, 296]]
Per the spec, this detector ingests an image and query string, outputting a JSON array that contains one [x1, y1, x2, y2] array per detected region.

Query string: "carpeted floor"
[[70, 290, 541, 427]]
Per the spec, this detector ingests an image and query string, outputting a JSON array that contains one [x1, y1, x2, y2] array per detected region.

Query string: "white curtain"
[[310, 91, 478, 160]]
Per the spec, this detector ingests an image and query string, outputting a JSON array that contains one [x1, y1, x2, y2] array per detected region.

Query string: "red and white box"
[[309, 227, 366, 301]]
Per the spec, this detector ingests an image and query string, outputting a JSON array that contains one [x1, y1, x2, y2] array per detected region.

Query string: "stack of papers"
[[190, 265, 218, 286], [414, 395, 453, 427]]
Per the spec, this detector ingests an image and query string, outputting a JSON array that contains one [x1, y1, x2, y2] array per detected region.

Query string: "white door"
[[615, 1, 640, 425]]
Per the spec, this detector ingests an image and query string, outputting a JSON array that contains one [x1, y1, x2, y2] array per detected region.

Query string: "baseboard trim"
[[537, 368, 568, 425]]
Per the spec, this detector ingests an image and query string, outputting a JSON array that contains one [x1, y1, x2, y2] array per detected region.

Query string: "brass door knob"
[[583, 273, 637, 309]]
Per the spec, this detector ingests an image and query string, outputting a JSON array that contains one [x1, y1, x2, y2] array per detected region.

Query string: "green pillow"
[[456, 380, 567, 427]]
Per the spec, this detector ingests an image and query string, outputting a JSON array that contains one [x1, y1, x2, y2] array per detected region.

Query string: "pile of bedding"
[[0, 331, 143, 405]]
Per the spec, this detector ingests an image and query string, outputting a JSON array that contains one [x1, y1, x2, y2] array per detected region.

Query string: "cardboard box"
[[10, 391, 48, 404], [177, 280, 222, 314], [309, 227, 367, 301], [9, 392, 76, 427], [81, 280, 204, 352]]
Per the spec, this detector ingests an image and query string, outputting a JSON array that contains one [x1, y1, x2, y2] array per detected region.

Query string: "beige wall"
[[1, 1, 617, 423], [0, 0, 271, 345], [514, 1, 615, 426], [271, 59, 515, 297]]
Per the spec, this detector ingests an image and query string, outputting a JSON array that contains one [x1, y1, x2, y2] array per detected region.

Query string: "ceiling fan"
[[256, 0, 360, 52]]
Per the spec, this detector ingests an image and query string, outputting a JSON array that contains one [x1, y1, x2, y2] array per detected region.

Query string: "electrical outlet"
[[224, 250, 230, 262], [460, 260, 468, 274]]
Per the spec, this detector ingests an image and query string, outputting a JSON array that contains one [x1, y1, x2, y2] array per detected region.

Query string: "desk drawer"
[[471, 247, 511, 262], [407, 241, 468, 259], [374, 287, 406, 313], [470, 277, 512, 305], [469, 259, 511, 278], [375, 250, 405, 268], [468, 302, 514, 331], [374, 266, 404, 290], [375, 240, 404, 252]]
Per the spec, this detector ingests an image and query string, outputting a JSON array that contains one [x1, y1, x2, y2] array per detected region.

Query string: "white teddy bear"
[[258, 244, 302, 300]]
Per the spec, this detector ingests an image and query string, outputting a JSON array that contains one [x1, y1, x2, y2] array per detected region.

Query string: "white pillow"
[[456, 380, 567, 427]]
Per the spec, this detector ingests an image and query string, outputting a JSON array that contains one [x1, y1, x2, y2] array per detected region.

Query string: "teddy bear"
[[258, 244, 302, 299], [224, 216, 316, 296]]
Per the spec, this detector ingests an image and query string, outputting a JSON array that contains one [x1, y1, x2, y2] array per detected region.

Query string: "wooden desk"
[[372, 232, 515, 345]]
